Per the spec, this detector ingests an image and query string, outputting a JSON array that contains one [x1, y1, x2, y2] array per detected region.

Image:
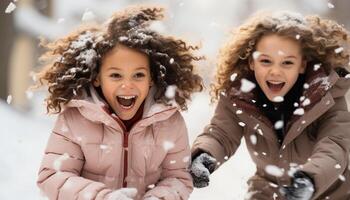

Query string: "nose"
[[269, 65, 282, 77], [120, 79, 134, 89]]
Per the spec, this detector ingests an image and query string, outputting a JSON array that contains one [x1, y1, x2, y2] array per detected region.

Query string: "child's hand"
[[106, 188, 137, 200], [189, 152, 216, 188], [280, 171, 314, 200]]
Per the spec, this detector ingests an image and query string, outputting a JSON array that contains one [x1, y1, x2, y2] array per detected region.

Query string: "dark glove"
[[280, 171, 315, 200], [189, 152, 216, 188]]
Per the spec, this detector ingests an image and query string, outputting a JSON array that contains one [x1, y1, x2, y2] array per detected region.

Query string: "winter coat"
[[192, 67, 350, 200], [37, 87, 193, 200]]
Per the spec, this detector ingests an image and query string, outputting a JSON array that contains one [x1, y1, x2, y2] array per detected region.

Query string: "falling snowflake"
[[163, 141, 175, 151], [82, 9, 96, 22], [254, 124, 259, 130], [273, 193, 278, 200], [170, 160, 176, 164], [293, 108, 305, 115], [29, 71, 37, 82], [169, 58, 174, 64], [257, 129, 263, 136], [119, 36, 128, 42], [238, 122, 246, 127], [327, 2, 335, 8], [295, 34, 301, 40], [53, 153, 70, 171], [60, 124, 69, 132], [269, 182, 278, 188], [57, 18, 65, 24], [303, 83, 309, 89], [253, 151, 259, 156], [224, 156, 229, 160], [5, 2, 16, 14], [252, 51, 261, 60], [313, 64, 321, 71], [335, 164, 341, 169], [265, 165, 284, 177], [147, 184, 155, 189], [262, 152, 267, 156], [165, 85, 177, 99], [294, 102, 299, 107], [100, 144, 108, 150], [236, 110, 243, 115], [345, 74, 350, 79], [302, 98, 311, 107], [230, 73, 238, 82], [274, 120, 284, 130], [272, 96, 284, 103], [7, 95, 12, 104], [277, 50, 285, 56], [240, 79, 256, 93], [339, 175, 346, 182], [250, 135, 257, 145], [26, 90, 34, 99], [334, 47, 343, 54], [182, 156, 190, 163]]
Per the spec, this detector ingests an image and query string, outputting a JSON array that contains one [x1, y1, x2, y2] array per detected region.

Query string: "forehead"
[[101, 44, 150, 69], [256, 34, 302, 56]]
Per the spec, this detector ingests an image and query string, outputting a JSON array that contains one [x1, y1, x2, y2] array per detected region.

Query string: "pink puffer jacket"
[[37, 87, 193, 200]]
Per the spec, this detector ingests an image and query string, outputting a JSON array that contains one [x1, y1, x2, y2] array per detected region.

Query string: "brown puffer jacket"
[[192, 68, 350, 200]]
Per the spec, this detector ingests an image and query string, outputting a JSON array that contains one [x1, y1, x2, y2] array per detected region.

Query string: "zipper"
[[122, 131, 128, 187], [105, 106, 177, 188]]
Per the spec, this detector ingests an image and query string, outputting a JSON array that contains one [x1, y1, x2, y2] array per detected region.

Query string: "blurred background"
[[0, 0, 349, 199]]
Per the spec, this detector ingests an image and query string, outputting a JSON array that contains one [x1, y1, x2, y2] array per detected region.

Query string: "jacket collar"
[[63, 86, 178, 133]]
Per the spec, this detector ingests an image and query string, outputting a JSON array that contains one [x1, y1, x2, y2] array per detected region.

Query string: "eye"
[[110, 73, 121, 79], [282, 60, 294, 65], [134, 72, 146, 79], [260, 59, 271, 65]]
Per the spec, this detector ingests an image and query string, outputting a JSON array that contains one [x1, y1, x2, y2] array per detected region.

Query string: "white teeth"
[[268, 81, 284, 84], [118, 95, 136, 99]]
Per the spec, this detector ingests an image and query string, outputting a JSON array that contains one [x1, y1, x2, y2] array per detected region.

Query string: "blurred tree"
[[0, 2, 16, 101]]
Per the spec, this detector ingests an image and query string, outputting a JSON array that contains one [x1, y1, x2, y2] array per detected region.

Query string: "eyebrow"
[[107, 66, 148, 71], [260, 54, 297, 59]]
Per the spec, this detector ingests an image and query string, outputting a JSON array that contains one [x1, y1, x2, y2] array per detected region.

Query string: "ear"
[[248, 57, 255, 71], [93, 75, 101, 87], [299, 60, 307, 74]]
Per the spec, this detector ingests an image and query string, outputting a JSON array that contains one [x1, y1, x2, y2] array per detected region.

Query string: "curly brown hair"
[[212, 11, 350, 101], [37, 5, 203, 113]]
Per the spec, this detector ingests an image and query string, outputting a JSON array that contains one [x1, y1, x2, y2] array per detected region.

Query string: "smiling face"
[[249, 34, 306, 102], [94, 44, 152, 120]]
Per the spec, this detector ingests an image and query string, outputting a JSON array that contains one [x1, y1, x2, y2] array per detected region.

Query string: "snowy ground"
[[0, 92, 255, 200]]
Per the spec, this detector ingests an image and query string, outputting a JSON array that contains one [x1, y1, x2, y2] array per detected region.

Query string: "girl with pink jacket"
[[36, 6, 203, 200]]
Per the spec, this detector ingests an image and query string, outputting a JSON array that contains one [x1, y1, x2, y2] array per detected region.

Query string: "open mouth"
[[266, 81, 285, 92], [117, 95, 137, 109]]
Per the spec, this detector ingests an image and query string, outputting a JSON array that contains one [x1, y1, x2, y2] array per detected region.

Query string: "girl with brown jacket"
[[190, 11, 350, 200], [36, 6, 203, 200]]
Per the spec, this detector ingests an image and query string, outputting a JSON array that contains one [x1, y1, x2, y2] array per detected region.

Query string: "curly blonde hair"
[[212, 11, 350, 101], [37, 5, 203, 113]]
